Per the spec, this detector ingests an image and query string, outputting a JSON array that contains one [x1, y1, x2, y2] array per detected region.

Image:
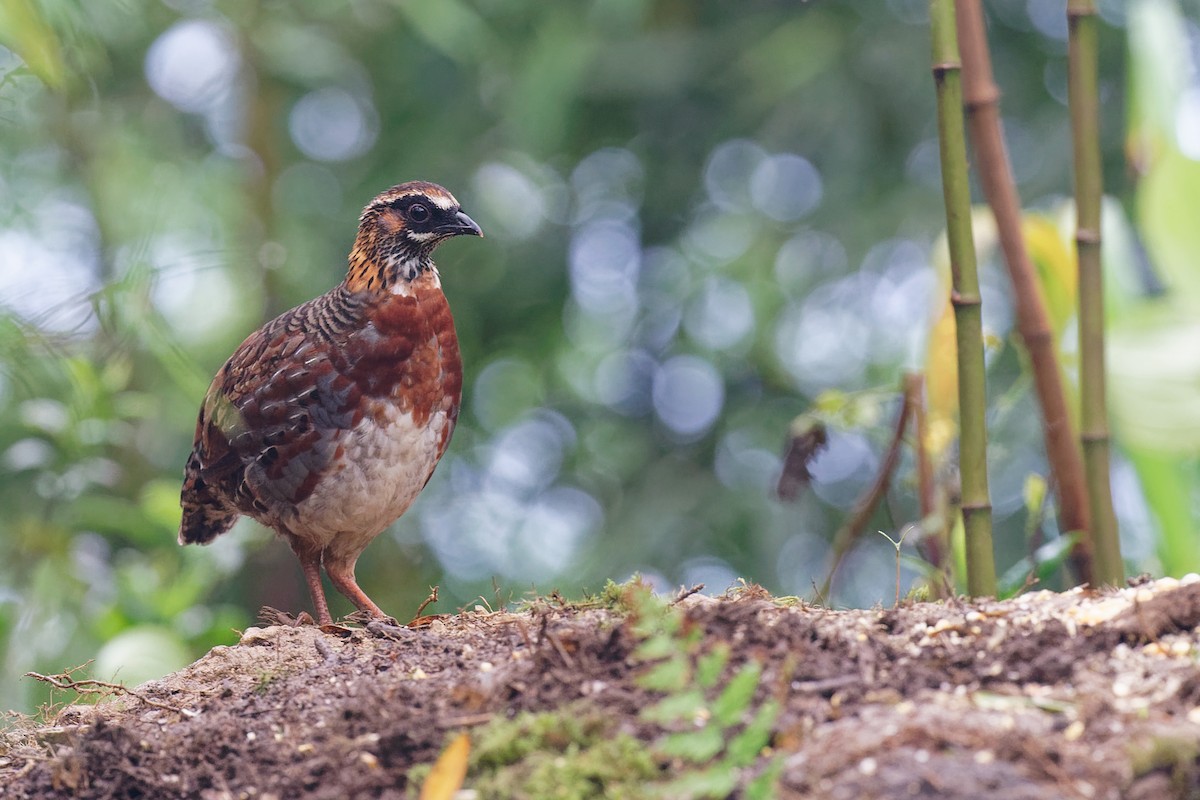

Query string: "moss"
[[1129, 734, 1200, 778], [409, 706, 659, 799], [252, 671, 277, 695], [511, 577, 649, 617]]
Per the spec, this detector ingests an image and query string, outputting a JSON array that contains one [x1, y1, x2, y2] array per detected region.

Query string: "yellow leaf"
[[420, 733, 470, 800], [923, 298, 958, 463], [1021, 214, 1076, 335]]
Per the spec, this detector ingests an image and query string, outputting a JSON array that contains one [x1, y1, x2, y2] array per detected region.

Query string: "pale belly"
[[288, 405, 451, 555]]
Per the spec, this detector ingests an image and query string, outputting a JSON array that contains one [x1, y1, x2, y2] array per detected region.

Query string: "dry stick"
[[908, 374, 952, 599], [412, 585, 440, 620], [931, 0, 997, 596], [669, 583, 705, 606], [819, 388, 915, 601], [910, 375, 936, 522], [907, 374, 946, 577], [25, 671, 195, 717], [955, 0, 1095, 586], [1067, 0, 1123, 586]]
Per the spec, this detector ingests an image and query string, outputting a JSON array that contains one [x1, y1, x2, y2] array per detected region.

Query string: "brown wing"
[[179, 291, 396, 541]]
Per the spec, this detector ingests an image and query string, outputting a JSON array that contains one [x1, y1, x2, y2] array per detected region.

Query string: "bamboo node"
[[950, 289, 982, 308], [1075, 228, 1101, 245], [963, 85, 1002, 110]]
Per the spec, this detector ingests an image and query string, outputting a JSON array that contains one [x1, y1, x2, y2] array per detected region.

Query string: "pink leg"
[[323, 549, 388, 619], [290, 541, 333, 625]]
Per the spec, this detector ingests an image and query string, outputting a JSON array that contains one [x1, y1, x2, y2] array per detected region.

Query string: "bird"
[[178, 180, 482, 626]]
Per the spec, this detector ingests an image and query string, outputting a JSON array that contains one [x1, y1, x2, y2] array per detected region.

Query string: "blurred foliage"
[[0, 0, 1193, 716]]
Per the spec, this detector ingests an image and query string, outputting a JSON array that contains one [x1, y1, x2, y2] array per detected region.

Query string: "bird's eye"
[[407, 203, 430, 223]]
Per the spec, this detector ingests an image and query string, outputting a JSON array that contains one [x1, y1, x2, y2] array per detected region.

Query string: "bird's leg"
[[289, 540, 334, 626], [323, 548, 388, 619]]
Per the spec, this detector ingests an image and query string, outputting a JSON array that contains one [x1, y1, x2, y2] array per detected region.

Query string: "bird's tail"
[[179, 501, 239, 545], [178, 457, 240, 545]]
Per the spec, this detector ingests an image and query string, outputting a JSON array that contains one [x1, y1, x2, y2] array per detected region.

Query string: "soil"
[[4, 577, 1200, 799]]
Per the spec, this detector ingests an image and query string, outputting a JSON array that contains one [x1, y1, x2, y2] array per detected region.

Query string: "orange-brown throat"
[[345, 217, 430, 294]]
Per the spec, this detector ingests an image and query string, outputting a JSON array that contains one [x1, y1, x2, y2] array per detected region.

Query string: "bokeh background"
[[2, 0, 1195, 715]]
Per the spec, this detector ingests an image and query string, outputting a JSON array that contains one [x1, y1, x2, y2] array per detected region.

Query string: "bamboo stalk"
[[1067, 0, 1123, 586], [930, 0, 996, 597], [955, 0, 1095, 585]]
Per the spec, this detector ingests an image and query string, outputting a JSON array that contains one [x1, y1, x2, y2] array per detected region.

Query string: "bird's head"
[[347, 181, 482, 292]]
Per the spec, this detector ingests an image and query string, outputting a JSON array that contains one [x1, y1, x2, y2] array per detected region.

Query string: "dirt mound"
[[4, 579, 1200, 798]]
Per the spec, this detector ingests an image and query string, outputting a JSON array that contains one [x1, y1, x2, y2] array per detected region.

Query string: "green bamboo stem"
[[955, 0, 1095, 585], [1067, 0, 1123, 587], [930, 0, 996, 597]]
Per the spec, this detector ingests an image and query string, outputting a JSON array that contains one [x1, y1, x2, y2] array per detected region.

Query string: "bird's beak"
[[438, 210, 483, 237]]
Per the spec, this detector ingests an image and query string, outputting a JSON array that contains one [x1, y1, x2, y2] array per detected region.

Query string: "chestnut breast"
[[286, 275, 463, 548]]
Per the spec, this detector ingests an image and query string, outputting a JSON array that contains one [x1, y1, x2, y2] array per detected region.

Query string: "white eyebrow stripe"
[[428, 193, 455, 211]]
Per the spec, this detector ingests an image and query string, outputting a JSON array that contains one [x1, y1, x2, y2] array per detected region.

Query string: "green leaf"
[[638, 656, 691, 692], [726, 700, 779, 767], [658, 726, 725, 763], [695, 644, 730, 690], [711, 661, 762, 727], [1127, 446, 1200, 574], [1127, 0, 1188, 153], [744, 755, 785, 800], [0, 0, 69, 89], [998, 534, 1079, 599], [642, 689, 706, 724], [635, 632, 681, 661], [656, 764, 738, 799]]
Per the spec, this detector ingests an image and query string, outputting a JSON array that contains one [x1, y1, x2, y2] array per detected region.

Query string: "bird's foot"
[[257, 606, 352, 634], [258, 606, 313, 627]]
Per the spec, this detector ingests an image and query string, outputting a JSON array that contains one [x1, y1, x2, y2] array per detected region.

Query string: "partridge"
[[179, 181, 482, 625]]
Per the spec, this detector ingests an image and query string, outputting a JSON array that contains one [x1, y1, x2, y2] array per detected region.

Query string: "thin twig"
[[669, 583, 705, 606], [543, 631, 576, 669], [821, 387, 915, 600], [907, 373, 948, 595], [25, 672, 196, 717], [411, 585, 440, 621]]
